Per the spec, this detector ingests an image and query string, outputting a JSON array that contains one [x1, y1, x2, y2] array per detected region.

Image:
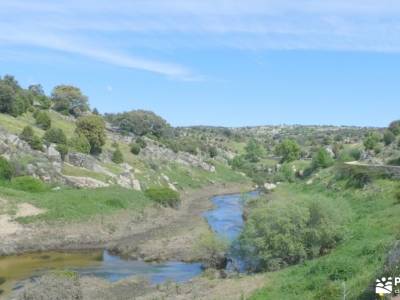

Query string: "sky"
[[0, 0, 399, 127]]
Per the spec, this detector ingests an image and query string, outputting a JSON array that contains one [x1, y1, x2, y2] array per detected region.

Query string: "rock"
[[264, 183, 277, 191], [46, 144, 61, 161], [63, 175, 109, 188], [306, 179, 313, 185], [325, 146, 335, 158], [116, 172, 141, 191]]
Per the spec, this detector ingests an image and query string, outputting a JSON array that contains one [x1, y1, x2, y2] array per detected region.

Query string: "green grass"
[[0, 112, 43, 135], [249, 177, 400, 300], [0, 185, 150, 222], [62, 164, 111, 183], [47, 111, 76, 138]]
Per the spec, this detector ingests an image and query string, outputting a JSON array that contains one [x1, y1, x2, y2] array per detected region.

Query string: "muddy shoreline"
[[0, 183, 253, 262]]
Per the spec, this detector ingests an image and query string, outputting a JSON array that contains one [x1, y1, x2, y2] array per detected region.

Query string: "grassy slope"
[[250, 173, 399, 299], [0, 185, 149, 223]]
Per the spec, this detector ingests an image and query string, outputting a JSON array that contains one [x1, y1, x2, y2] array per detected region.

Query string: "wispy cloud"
[[1, 0, 400, 77]]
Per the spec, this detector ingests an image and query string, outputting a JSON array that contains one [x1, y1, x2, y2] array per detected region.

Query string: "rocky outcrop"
[[67, 152, 115, 177], [141, 142, 215, 172], [63, 175, 109, 188]]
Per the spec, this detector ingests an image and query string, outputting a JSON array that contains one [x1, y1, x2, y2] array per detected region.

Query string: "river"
[[0, 190, 258, 297]]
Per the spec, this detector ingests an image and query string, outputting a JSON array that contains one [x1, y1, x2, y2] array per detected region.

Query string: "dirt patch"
[[0, 215, 23, 236], [15, 203, 46, 218]]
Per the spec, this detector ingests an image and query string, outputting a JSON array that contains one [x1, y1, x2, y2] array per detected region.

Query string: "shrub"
[[10, 176, 47, 192], [76, 115, 106, 154], [312, 148, 334, 169], [275, 139, 301, 163], [274, 163, 296, 183], [68, 134, 91, 154], [194, 231, 229, 269], [20, 125, 35, 143], [0, 156, 13, 180], [245, 139, 265, 162], [34, 110, 51, 130], [145, 187, 180, 207], [363, 132, 381, 150], [56, 144, 68, 161], [130, 143, 141, 155], [384, 130, 396, 145], [238, 197, 344, 272], [208, 145, 218, 158], [136, 137, 147, 148], [43, 128, 67, 145], [112, 148, 124, 164], [338, 148, 361, 162], [30, 136, 43, 151]]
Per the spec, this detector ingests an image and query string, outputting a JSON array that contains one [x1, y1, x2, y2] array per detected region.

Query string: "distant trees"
[[275, 139, 301, 163], [76, 115, 106, 154], [105, 110, 171, 138], [51, 85, 89, 117]]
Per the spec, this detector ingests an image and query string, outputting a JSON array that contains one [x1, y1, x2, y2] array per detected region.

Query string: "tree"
[[363, 132, 381, 150], [112, 147, 124, 164], [389, 120, 400, 136], [34, 110, 51, 130], [208, 145, 218, 158], [20, 126, 35, 144], [245, 139, 265, 162], [312, 148, 334, 169], [275, 139, 301, 163], [0, 82, 15, 114], [75, 115, 106, 154], [130, 143, 141, 155], [43, 128, 67, 145], [105, 110, 171, 138], [383, 130, 396, 146], [51, 85, 89, 116], [68, 134, 91, 154]]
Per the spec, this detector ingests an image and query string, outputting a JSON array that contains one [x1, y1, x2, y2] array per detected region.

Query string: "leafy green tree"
[[312, 148, 334, 169], [30, 135, 43, 151], [389, 120, 400, 136], [34, 110, 51, 130], [51, 85, 89, 116], [0, 82, 15, 114], [0, 156, 13, 180], [275, 139, 301, 163], [245, 139, 265, 162], [112, 147, 124, 164], [105, 110, 171, 138], [75, 115, 106, 154], [208, 145, 218, 158], [363, 132, 381, 150], [383, 130, 396, 146], [28, 84, 51, 109], [68, 134, 91, 154], [43, 128, 67, 145]]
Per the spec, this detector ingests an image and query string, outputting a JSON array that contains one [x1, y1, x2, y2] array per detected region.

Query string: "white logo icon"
[[376, 277, 393, 295]]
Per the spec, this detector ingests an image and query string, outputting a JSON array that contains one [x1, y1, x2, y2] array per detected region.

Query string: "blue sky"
[[0, 1, 399, 127]]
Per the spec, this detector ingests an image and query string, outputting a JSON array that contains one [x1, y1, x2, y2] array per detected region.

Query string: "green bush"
[[136, 137, 147, 148], [130, 143, 141, 155], [30, 135, 43, 151], [145, 187, 180, 207], [0, 156, 13, 180], [43, 128, 67, 145], [20, 125, 35, 143], [363, 131, 381, 150], [338, 148, 361, 162], [68, 134, 91, 154], [312, 148, 334, 169], [208, 145, 218, 158], [238, 197, 344, 272], [274, 163, 296, 183], [20, 126, 43, 151], [384, 130, 396, 145], [34, 110, 51, 130], [112, 148, 124, 164], [76, 115, 106, 154], [194, 231, 229, 269], [275, 139, 301, 163], [10, 176, 47, 192]]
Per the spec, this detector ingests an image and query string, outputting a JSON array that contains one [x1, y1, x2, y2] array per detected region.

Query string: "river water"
[[0, 190, 258, 296]]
